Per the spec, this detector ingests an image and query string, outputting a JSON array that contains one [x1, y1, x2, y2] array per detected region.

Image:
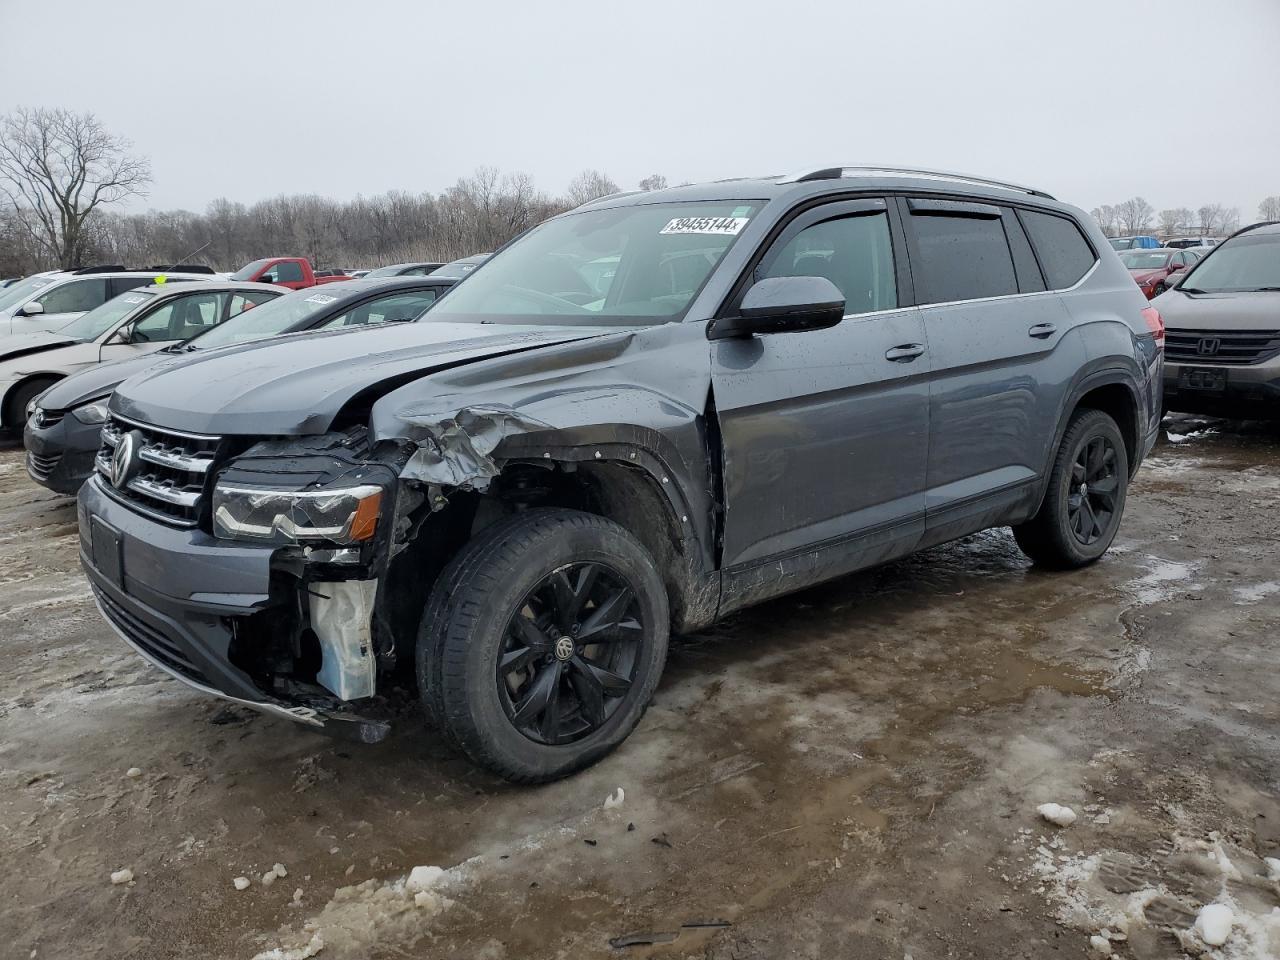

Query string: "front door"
[[711, 198, 930, 602]]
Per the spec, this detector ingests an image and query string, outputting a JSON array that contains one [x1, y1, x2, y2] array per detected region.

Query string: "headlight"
[[70, 400, 110, 425], [212, 483, 383, 545]]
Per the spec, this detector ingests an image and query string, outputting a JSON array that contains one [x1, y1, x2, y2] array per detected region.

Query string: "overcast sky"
[[1, 0, 1277, 220]]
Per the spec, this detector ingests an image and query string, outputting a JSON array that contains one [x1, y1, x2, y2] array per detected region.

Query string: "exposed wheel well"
[[382, 458, 705, 674], [1074, 383, 1139, 474]]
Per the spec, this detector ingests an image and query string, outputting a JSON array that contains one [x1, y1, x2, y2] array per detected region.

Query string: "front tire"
[[1013, 409, 1129, 569], [418, 508, 669, 783]]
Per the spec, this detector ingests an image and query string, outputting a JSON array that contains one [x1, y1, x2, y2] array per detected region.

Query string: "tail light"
[[1142, 306, 1164, 346]]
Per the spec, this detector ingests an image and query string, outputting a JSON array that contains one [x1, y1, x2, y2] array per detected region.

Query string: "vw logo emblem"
[[111, 431, 141, 489], [1197, 337, 1221, 356], [553, 636, 575, 661]]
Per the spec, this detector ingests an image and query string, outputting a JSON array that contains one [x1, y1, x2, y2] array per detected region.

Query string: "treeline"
[[1089, 197, 1257, 239], [0, 167, 639, 276]]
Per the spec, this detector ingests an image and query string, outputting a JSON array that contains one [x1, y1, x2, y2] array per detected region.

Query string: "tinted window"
[[36, 278, 108, 314], [910, 213, 1017, 304], [758, 212, 897, 315], [1020, 210, 1097, 290], [322, 291, 438, 328], [276, 261, 305, 283]]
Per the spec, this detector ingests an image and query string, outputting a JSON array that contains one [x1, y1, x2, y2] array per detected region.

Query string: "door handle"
[[1028, 323, 1057, 339], [885, 343, 925, 362]]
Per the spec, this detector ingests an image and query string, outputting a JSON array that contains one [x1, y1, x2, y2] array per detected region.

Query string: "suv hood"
[[38, 350, 175, 411], [1153, 289, 1280, 331], [0, 331, 79, 364], [111, 321, 627, 436]]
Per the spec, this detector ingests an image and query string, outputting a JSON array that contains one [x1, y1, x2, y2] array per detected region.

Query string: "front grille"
[[1166, 328, 1280, 366], [94, 584, 211, 686], [26, 451, 60, 481], [97, 415, 224, 527]]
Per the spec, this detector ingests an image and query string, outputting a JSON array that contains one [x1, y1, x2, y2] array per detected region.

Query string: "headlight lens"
[[70, 400, 110, 425], [213, 484, 383, 545]]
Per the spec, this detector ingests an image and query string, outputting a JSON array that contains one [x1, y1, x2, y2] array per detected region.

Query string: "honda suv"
[[1157, 221, 1280, 417], [78, 166, 1163, 781]]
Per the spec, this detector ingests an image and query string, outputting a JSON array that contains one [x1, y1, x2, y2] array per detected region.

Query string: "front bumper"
[[77, 477, 389, 742], [24, 411, 103, 493], [1163, 359, 1280, 417]]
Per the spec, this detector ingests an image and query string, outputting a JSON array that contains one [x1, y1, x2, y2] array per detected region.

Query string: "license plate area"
[[90, 517, 125, 590], [1178, 366, 1227, 393]]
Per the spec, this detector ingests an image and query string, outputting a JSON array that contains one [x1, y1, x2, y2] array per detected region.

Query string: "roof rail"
[[70, 264, 127, 274], [777, 165, 1055, 200]]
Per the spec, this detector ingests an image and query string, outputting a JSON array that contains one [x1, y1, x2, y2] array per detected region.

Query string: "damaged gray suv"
[[79, 167, 1164, 782]]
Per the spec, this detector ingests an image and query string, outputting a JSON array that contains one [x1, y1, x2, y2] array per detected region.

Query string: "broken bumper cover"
[[77, 476, 389, 743]]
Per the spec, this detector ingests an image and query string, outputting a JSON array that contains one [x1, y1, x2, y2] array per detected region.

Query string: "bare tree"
[[1196, 203, 1238, 236], [565, 169, 620, 207], [0, 107, 151, 268], [638, 174, 668, 192], [1090, 204, 1118, 237], [1260, 196, 1280, 222], [1115, 197, 1154, 235], [1158, 208, 1190, 237]]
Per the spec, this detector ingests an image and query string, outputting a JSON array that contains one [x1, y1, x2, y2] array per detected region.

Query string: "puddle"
[[1233, 582, 1280, 605], [1127, 558, 1200, 605]]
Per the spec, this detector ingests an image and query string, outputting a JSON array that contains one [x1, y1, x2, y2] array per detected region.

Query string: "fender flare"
[[1032, 363, 1145, 509]]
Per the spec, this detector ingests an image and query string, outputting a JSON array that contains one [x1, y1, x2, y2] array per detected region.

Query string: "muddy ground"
[[2, 415, 1278, 960]]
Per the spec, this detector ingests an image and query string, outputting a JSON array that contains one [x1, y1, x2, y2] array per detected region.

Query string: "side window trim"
[[1001, 207, 1047, 293]]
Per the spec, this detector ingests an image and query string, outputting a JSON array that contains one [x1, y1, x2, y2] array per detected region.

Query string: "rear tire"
[[1013, 409, 1129, 569], [418, 508, 669, 783]]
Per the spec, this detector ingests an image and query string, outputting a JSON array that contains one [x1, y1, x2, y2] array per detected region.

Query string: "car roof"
[[566, 165, 1089, 221], [135, 280, 284, 295]]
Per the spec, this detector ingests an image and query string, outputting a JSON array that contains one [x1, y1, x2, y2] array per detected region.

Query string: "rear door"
[[712, 197, 930, 575], [900, 197, 1086, 544]]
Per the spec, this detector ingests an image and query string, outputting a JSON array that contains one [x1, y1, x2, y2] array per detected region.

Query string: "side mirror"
[[710, 276, 846, 340], [19, 301, 44, 317]]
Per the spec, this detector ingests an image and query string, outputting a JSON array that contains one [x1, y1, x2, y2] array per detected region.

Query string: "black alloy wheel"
[[497, 561, 644, 746], [1067, 435, 1121, 546]]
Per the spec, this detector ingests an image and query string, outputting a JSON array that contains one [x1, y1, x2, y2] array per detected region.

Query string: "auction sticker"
[[304, 294, 338, 305], [660, 216, 749, 236]]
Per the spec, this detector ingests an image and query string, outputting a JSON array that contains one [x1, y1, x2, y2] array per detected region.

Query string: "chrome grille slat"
[[1166, 328, 1280, 366], [96, 415, 224, 526]]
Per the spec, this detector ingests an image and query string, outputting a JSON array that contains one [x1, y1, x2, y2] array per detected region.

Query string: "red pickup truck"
[[230, 257, 350, 290]]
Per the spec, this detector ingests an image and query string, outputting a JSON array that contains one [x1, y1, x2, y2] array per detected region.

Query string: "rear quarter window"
[[1018, 210, 1097, 290]]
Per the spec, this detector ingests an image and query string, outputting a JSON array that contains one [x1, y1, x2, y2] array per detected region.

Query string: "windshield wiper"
[[1179, 287, 1209, 294], [1246, 286, 1280, 292]]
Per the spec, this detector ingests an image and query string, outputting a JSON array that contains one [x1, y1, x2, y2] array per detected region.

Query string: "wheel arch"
[[1, 372, 64, 428]]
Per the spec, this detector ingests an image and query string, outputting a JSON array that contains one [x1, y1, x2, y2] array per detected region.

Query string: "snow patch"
[[110, 868, 133, 885], [603, 787, 625, 810], [1195, 903, 1234, 947], [1234, 582, 1280, 605], [1037, 803, 1078, 827]]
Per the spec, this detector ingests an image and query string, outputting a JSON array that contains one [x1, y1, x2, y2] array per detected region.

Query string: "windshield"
[[230, 258, 272, 281], [365, 265, 408, 278], [55, 290, 154, 341], [187, 288, 340, 349], [427, 202, 760, 325], [1120, 252, 1172, 269], [1179, 234, 1280, 293], [0, 274, 58, 312]]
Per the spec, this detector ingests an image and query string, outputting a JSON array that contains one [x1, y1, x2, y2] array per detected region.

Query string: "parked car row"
[[49, 166, 1168, 784]]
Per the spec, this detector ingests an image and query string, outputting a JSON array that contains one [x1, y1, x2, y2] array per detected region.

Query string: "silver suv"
[[79, 166, 1164, 781], [1157, 221, 1280, 417]]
